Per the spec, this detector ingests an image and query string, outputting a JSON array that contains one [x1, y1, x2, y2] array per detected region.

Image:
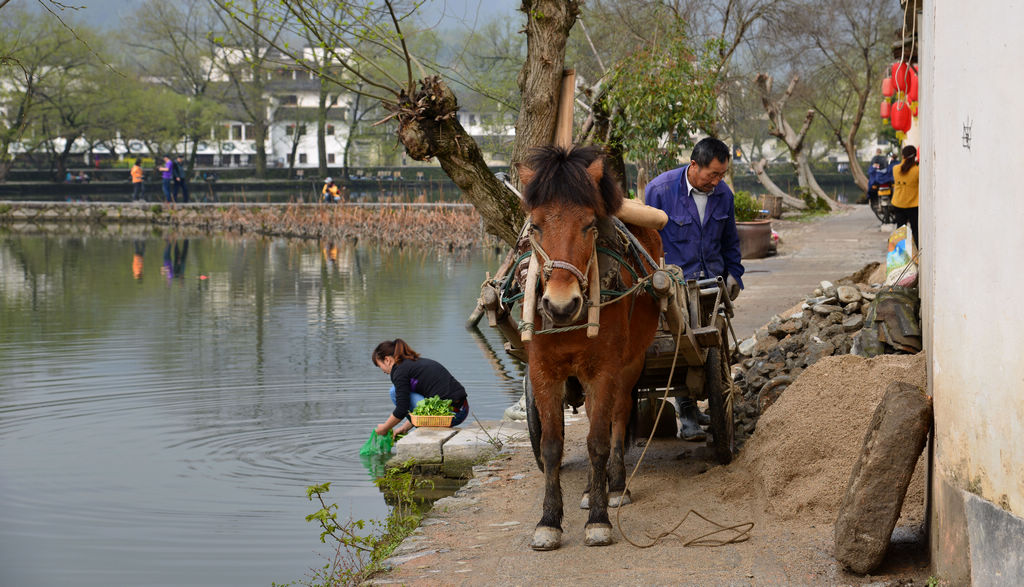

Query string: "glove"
[[726, 275, 741, 301]]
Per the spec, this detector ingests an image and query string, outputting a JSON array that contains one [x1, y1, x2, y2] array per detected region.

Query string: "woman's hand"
[[375, 423, 391, 436]]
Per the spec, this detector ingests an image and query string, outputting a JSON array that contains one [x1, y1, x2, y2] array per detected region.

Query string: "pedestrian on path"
[[159, 155, 174, 203], [130, 158, 145, 201], [173, 156, 190, 204], [891, 145, 920, 248]]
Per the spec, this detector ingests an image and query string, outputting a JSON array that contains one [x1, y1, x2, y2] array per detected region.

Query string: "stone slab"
[[834, 381, 931, 574], [441, 422, 529, 478], [391, 427, 458, 465]]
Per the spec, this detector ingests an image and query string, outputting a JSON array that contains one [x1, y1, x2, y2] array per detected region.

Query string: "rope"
[[614, 297, 753, 549]]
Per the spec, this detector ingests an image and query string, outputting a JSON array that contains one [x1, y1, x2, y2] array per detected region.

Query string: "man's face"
[[688, 158, 729, 192]]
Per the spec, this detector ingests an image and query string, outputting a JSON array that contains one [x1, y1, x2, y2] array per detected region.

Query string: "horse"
[[517, 144, 663, 550]]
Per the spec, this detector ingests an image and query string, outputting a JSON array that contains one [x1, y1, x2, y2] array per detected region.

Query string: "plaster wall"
[[920, 1, 1024, 580]]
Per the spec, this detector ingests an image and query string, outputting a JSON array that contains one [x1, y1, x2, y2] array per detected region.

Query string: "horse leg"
[[530, 377, 566, 551], [583, 379, 615, 546], [609, 365, 642, 507], [580, 391, 594, 510]]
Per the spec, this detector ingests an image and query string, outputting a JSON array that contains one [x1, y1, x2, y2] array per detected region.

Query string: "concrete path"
[[730, 205, 892, 339]]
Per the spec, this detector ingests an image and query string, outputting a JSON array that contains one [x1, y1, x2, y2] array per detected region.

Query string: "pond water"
[[0, 233, 523, 586]]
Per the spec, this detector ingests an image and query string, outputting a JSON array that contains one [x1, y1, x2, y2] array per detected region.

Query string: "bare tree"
[[777, 0, 898, 191], [754, 72, 839, 210]]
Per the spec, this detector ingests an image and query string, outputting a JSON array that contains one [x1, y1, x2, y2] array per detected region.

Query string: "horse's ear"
[[516, 162, 536, 187], [586, 157, 604, 184]]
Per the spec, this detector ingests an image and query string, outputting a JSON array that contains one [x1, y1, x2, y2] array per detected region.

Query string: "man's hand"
[[726, 275, 741, 301], [375, 423, 391, 436]]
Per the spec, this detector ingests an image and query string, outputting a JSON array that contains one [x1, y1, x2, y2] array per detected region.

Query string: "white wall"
[[921, 0, 1024, 516]]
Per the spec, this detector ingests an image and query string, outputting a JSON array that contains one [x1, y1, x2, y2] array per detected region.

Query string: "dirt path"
[[372, 206, 929, 586]]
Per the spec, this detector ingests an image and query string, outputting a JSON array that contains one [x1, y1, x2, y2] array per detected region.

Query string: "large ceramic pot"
[[737, 219, 773, 259]]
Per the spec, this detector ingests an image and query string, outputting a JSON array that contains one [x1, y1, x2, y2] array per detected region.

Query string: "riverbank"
[[0, 201, 491, 250]]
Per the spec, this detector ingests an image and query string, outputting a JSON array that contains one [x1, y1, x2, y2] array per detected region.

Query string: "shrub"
[[733, 190, 761, 222]]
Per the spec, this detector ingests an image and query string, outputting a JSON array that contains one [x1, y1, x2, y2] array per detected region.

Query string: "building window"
[[281, 95, 298, 106], [244, 124, 254, 140], [338, 108, 348, 119], [326, 124, 335, 136], [230, 124, 243, 141], [468, 114, 476, 125], [327, 153, 335, 164], [299, 153, 308, 164]]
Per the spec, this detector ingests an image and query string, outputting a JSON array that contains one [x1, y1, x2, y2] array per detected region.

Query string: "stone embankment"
[[0, 201, 490, 250], [729, 261, 921, 449], [387, 420, 529, 479]]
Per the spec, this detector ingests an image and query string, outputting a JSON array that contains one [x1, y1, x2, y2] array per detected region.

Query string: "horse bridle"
[[527, 224, 598, 295]]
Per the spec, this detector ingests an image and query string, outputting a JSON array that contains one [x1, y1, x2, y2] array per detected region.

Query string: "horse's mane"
[[520, 145, 625, 217]]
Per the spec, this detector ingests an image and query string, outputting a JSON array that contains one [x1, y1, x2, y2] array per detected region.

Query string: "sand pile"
[[723, 352, 928, 527]]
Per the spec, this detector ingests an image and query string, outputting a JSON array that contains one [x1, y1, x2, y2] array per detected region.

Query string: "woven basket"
[[410, 414, 454, 428]]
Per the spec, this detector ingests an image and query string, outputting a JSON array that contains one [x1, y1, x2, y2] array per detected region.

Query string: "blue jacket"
[[868, 164, 893, 188], [645, 165, 744, 288]]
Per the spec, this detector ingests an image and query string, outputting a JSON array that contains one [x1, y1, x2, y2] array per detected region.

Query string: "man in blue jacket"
[[645, 137, 744, 441]]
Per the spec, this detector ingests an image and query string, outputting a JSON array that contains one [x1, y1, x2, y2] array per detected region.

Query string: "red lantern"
[[881, 77, 894, 98], [892, 62, 912, 92], [880, 100, 891, 118], [908, 67, 919, 102], [891, 100, 912, 132]]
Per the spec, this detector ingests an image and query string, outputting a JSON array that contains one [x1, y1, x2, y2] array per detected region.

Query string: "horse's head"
[[517, 145, 624, 327]]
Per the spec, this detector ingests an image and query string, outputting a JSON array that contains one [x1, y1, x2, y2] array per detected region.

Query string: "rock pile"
[[730, 262, 900, 446]]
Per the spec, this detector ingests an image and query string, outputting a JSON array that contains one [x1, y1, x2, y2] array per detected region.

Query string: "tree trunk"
[[254, 121, 267, 178], [750, 159, 806, 210], [509, 0, 582, 184], [844, 135, 869, 191], [755, 72, 839, 210], [317, 79, 328, 176], [392, 77, 522, 246], [795, 154, 836, 207], [342, 91, 362, 181], [387, 0, 581, 245]]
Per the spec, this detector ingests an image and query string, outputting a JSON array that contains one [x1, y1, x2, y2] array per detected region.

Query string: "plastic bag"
[[359, 430, 394, 456], [883, 224, 918, 287]]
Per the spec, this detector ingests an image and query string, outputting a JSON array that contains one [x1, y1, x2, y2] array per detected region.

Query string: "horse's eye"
[[530, 223, 541, 233], [583, 220, 597, 233]]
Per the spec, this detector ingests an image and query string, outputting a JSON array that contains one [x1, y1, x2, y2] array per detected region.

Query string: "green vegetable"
[[410, 396, 454, 416]]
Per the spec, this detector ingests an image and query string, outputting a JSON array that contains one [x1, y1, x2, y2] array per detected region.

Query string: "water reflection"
[[0, 232, 521, 587]]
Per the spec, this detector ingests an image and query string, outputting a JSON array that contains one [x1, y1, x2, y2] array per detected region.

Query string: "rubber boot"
[[675, 398, 707, 442]]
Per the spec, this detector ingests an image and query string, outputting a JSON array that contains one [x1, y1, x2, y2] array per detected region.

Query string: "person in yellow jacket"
[[322, 177, 341, 203], [891, 145, 920, 248], [130, 158, 145, 201]]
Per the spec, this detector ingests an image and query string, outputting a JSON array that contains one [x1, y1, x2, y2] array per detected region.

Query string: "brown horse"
[[517, 145, 663, 550]]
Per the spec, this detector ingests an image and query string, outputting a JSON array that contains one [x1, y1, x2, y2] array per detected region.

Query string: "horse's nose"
[[541, 294, 582, 324]]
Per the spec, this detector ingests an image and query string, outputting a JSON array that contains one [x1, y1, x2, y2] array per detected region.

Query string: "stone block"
[[446, 422, 527, 474], [391, 427, 457, 465], [834, 381, 931, 574]]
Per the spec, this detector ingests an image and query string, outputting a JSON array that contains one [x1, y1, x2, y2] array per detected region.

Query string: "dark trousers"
[[174, 180, 190, 203], [132, 182, 144, 201], [893, 206, 920, 250], [162, 178, 173, 202]]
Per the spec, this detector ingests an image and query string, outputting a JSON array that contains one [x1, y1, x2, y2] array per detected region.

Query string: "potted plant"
[[734, 191, 773, 259]]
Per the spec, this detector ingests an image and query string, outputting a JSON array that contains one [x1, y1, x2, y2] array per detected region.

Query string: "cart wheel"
[[706, 345, 735, 464], [524, 368, 544, 472]]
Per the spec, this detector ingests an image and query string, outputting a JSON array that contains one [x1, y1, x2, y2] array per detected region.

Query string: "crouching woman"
[[372, 338, 469, 436]]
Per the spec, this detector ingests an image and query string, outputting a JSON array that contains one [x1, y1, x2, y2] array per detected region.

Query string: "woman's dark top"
[[390, 358, 467, 420]]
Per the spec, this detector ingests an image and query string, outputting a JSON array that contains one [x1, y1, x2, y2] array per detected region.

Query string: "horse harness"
[[504, 215, 659, 332]]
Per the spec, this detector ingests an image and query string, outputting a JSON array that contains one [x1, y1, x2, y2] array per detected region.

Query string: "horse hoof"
[[530, 526, 562, 551], [580, 493, 590, 509], [584, 523, 614, 546], [609, 490, 632, 507]]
